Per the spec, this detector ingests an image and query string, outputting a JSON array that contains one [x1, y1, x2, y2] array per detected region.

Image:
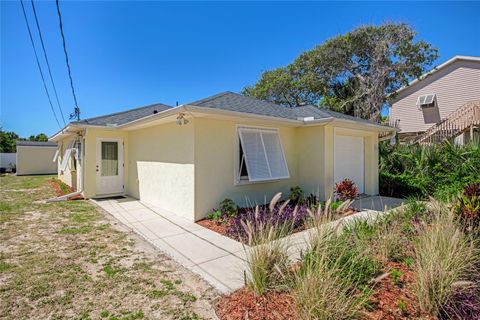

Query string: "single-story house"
[[50, 92, 396, 221], [390, 55, 480, 144], [16, 141, 58, 175]]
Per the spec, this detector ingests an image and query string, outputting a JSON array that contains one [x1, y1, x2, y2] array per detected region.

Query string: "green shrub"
[[379, 171, 427, 198], [453, 182, 480, 228], [219, 198, 238, 217], [288, 186, 305, 205], [206, 210, 222, 222], [398, 300, 408, 315], [379, 141, 480, 199], [390, 268, 404, 287]]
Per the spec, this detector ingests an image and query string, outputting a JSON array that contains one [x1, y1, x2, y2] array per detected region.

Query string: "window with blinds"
[[237, 127, 289, 182]]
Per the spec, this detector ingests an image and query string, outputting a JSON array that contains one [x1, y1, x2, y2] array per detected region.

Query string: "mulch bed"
[[196, 218, 231, 236], [366, 261, 434, 320], [215, 260, 437, 320], [215, 289, 297, 320], [196, 207, 357, 243], [48, 179, 84, 200]]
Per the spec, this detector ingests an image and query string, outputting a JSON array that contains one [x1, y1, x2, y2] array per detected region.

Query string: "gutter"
[[379, 131, 397, 142]]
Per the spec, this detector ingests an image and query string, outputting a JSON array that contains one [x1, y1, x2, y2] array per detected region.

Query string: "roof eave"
[[330, 118, 399, 132], [49, 124, 85, 142]]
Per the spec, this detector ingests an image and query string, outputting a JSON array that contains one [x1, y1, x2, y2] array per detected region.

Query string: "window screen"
[[238, 127, 289, 182]]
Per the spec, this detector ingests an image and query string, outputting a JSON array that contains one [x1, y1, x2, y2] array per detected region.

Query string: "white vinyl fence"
[[0, 153, 16, 170]]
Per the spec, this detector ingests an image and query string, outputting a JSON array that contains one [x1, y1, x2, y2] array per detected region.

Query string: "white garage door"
[[334, 134, 364, 193]]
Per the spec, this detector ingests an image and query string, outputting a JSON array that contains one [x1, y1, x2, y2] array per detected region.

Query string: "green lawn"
[[0, 175, 217, 320]]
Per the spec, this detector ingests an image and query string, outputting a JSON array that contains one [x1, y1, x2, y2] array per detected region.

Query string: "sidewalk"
[[92, 197, 246, 294]]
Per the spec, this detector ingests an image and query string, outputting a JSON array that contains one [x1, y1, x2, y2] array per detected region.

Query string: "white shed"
[[16, 141, 58, 175]]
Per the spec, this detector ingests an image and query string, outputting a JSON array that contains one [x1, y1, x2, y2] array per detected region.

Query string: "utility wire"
[[20, 0, 62, 129], [55, 0, 80, 120], [30, 0, 66, 126]]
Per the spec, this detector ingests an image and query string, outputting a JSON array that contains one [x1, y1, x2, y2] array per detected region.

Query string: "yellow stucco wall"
[[193, 121, 379, 219], [127, 121, 195, 219], [296, 125, 327, 199], [56, 118, 379, 221], [16, 146, 57, 175], [193, 118, 299, 220]]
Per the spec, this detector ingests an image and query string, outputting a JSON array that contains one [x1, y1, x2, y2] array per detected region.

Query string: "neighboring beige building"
[[16, 141, 58, 175], [50, 92, 396, 221], [390, 55, 480, 143]]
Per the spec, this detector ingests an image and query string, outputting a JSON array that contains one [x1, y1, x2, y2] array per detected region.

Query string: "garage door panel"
[[334, 135, 364, 193]]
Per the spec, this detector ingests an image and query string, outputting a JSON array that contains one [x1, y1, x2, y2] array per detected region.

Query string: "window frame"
[[234, 125, 290, 185], [416, 94, 436, 108]]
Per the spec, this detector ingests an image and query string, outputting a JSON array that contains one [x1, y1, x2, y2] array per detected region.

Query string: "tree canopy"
[[243, 23, 438, 121], [0, 129, 49, 153]]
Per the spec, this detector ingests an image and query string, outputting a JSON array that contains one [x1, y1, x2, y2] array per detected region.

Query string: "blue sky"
[[1, 1, 479, 137]]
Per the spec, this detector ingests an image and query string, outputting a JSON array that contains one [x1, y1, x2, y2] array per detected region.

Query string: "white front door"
[[334, 134, 365, 193], [96, 138, 124, 195]]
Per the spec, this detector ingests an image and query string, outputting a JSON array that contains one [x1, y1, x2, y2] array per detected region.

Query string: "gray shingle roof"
[[67, 92, 386, 129], [16, 141, 57, 147], [71, 103, 172, 126], [188, 91, 382, 126]]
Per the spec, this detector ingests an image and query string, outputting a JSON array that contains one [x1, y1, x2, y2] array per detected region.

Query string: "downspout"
[[46, 130, 85, 202]]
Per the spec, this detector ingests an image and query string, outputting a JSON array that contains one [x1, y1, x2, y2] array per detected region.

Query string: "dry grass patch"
[[0, 175, 218, 320]]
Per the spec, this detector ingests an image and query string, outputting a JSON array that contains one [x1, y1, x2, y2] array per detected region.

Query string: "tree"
[[28, 133, 48, 142], [0, 129, 19, 153], [0, 130, 49, 152], [243, 23, 438, 121]]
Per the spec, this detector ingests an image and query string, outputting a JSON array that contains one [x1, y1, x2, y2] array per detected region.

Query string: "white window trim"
[[234, 125, 290, 185]]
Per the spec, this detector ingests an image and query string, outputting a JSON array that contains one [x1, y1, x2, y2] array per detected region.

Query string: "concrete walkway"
[[92, 197, 246, 294], [352, 195, 405, 212], [93, 195, 404, 294]]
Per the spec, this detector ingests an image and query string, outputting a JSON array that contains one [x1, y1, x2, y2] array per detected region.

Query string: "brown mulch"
[[48, 179, 84, 200], [197, 207, 358, 242], [196, 218, 231, 237], [216, 289, 297, 320], [366, 261, 435, 320]]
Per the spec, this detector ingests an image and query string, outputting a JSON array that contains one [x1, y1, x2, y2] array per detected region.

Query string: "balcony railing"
[[411, 100, 480, 145]]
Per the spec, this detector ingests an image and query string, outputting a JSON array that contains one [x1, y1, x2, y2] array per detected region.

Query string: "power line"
[[55, 0, 80, 121], [30, 0, 66, 126], [20, 0, 62, 129]]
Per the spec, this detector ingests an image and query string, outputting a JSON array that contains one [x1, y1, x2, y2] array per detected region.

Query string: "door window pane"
[[101, 142, 118, 176]]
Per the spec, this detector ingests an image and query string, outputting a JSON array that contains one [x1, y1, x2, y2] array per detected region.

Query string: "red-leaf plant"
[[334, 179, 359, 201]]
